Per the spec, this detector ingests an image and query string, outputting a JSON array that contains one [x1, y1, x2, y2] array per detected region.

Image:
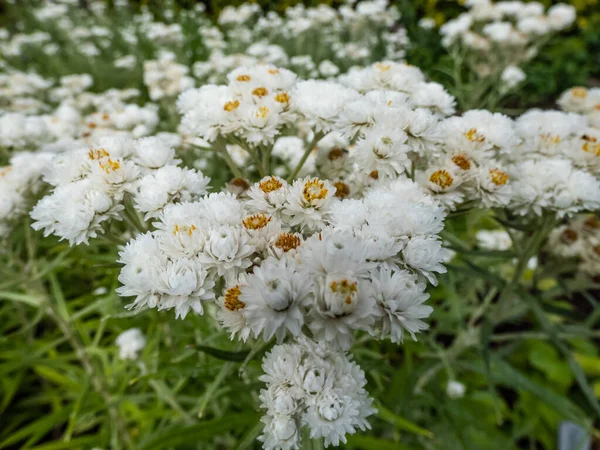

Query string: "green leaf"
[[0, 408, 70, 449], [233, 419, 263, 450], [28, 437, 99, 450], [136, 413, 261, 450], [33, 365, 80, 390], [460, 357, 588, 425], [197, 345, 250, 362], [523, 292, 600, 420], [0, 292, 43, 308], [375, 402, 433, 438], [345, 435, 414, 450]]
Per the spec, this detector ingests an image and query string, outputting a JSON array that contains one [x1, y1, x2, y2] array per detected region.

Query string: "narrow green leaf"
[[136, 413, 260, 450], [0, 409, 70, 449], [33, 366, 80, 390], [197, 345, 250, 362], [28, 436, 99, 450], [345, 435, 414, 450], [0, 292, 43, 307], [375, 402, 433, 438], [460, 358, 588, 425], [523, 291, 600, 420], [234, 419, 263, 450]]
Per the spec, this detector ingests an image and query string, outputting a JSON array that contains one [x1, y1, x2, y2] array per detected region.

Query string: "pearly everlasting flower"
[[368, 266, 432, 343], [284, 177, 337, 231], [258, 339, 376, 449], [115, 328, 146, 360], [446, 380, 466, 399], [240, 256, 311, 342]]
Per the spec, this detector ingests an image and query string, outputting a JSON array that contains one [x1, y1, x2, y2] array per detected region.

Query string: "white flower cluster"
[[117, 173, 444, 335], [258, 339, 376, 450], [558, 87, 600, 129], [0, 151, 54, 237], [548, 214, 600, 279], [504, 109, 600, 217], [179, 65, 298, 146], [194, 0, 408, 83], [30, 135, 209, 244], [143, 51, 195, 101], [440, 0, 576, 88]]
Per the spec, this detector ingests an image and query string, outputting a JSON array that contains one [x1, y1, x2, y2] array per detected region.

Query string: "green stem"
[[212, 137, 245, 179], [287, 133, 322, 182]]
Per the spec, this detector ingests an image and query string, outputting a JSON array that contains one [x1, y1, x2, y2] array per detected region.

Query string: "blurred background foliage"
[[1, 0, 597, 108]]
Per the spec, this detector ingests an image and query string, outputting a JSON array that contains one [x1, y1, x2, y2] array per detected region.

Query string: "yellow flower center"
[[242, 213, 271, 230], [582, 141, 600, 156], [88, 148, 110, 160], [224, 100, 240, 112], [173, 224, 197, 236], [252, 87, 268, 98], [256, 106, 269, 119], [429, 169, 454, 189], [275, 233, 302, 252], [333, 181, 350, 199], [259, 176, 283, 193], [452, 155, 471, 170], [369, 170, 379, 180], [376, 63, 391, 72], [224, 286, 245, 311], [303, 178, 328, 202], [0, 166, 12, 177], [98, 158, 121, 174], [236, 74, 251, 82], [274, 92, 290, 104], [489, 168, 509, 186], [329, 279, 357, 305], [464, 128, 485, 143], [572, 87, 588, 98], [268, 69, 280, 75], [541, 133, 560, 144]]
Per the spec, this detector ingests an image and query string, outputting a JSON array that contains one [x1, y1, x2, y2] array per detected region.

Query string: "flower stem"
[[287, 133, 322, 182]]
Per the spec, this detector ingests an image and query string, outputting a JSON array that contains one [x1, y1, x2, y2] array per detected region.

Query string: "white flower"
[[402, 236, 449, 284], [284, 177, 336, 231], [197, 225, 255, 278], [292, 80, 360, 132], [134, 166, 209, 219], [476, 229, 512, 250], [368, 266, 432, 343], [240, 257, 310, 342], [158, 258, 216, 318], [133, 136, 176, 168], [115, 328, 146, 360], [247, 176, 291, 217], [446, 380, 466, 399], [501, 66, 526, 90]]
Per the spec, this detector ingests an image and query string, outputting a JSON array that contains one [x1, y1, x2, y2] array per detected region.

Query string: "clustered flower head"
[[30, 135, 208, 244], [1, 1, 597, 449], [439, 0, 576, 89], [258, 338, 376, 450], [548, 214, 600, 280]]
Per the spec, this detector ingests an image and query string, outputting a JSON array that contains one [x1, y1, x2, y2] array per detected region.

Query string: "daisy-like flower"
[[284, 177, 337, 231], [367, 266, 432, 343], [240, 256, 311, 342]]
